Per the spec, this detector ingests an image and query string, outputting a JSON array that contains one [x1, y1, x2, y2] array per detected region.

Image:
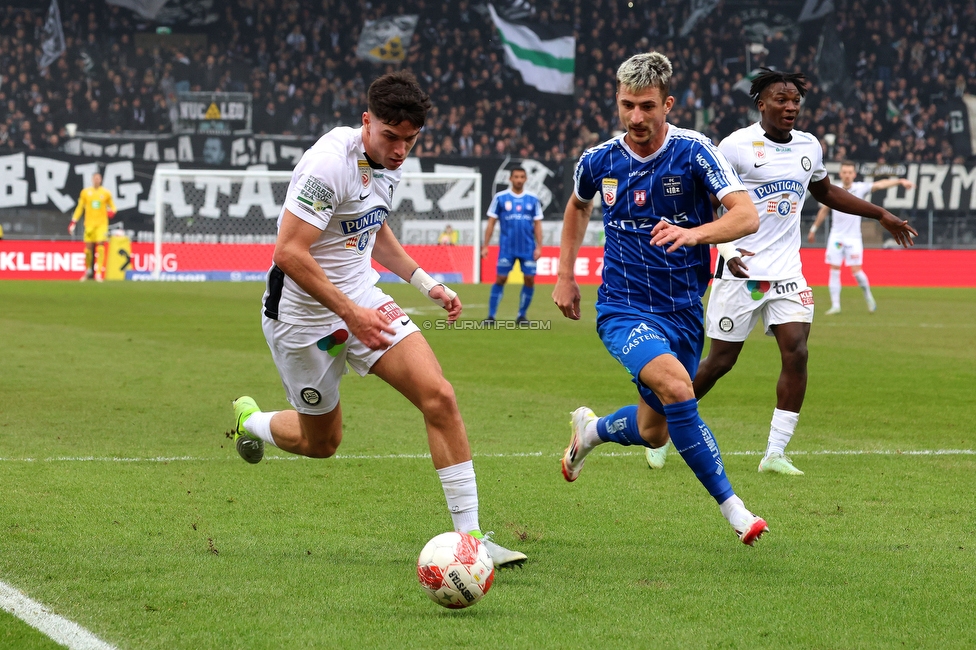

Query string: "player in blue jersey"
[[553, 51, 769, 545], [481, 167, 544, 324]]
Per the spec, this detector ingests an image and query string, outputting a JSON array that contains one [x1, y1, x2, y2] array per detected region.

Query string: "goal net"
[[150, 168, 482, 282]]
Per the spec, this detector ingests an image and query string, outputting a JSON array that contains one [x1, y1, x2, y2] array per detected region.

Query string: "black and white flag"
[[38, 0, 66, 69]]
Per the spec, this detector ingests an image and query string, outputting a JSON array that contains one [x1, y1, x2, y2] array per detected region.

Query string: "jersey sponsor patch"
[[602, 178, 618, 206], [340, 207, 388, 235], [799, 289, 814, 305], [92, 199, 102, 209], [633, 189, 647, 206], [377, 300, 406, 322], [358, 159, 372, 188], [753, 141, 766, 161], [296, 175, 336, 214], [662, 176, 682, 196], [719, 317, 734, 332], [300, 387, 322, 405]]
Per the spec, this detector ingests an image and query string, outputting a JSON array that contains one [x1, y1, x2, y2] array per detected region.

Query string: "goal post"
[[150, 167, 482, 283]]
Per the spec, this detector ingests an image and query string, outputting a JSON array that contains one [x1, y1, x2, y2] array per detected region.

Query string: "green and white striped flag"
[[487, 4, 575, 95]]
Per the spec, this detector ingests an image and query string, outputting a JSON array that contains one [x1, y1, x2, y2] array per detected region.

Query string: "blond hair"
[[616, 52, 673, 96]]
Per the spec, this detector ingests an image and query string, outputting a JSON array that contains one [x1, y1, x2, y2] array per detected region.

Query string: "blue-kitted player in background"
[[481, 166, 544, 324]]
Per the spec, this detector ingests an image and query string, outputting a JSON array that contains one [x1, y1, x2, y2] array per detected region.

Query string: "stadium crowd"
[[0, 0, 973, 167]]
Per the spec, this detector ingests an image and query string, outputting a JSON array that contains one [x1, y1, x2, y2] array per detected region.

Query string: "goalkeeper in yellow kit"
[[70, 172, 117, 281]]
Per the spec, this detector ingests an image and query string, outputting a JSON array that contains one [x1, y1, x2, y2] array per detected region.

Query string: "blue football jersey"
[[574, 128, 746, 313], [487, 190, 543, 258]]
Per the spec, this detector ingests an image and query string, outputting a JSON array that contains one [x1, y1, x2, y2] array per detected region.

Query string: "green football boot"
[[229, 396, 264, 464]]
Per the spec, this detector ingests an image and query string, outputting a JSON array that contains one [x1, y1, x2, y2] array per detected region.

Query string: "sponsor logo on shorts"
[[378, 300, 406, 322], [621, 322, 666, 355], [774, 280, 799, 295], [300, 387, 322, 405], [799, 289, 814, 306], [316, 329, 348, 357], [747, 280, 771, 301], [719, 317, 734, 332]]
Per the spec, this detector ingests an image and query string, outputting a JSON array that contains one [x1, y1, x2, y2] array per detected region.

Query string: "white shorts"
[[825, 235, 864, 267], [705, 276, 815, 342], [262, 286, 421, 415]]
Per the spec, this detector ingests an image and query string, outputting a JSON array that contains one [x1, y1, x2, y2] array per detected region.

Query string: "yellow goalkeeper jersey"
[[72, 186, 116, 227]]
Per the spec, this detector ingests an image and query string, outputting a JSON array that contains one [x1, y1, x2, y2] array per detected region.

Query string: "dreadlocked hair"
[[749, 68, 808, 106]]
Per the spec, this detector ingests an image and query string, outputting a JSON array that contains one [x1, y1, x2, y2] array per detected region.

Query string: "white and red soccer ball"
[[417, 532, 494, 609]]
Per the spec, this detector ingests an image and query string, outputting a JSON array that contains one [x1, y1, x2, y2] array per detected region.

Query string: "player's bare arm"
[[808, 204, 830, 243], [650, 190, 759, 253], [372, 223, 462, 321], [552, 193, 591, 320], [533, 218, 543, 261], [481, 217, 497, 258], [871, 177, 914, 192], [809, 178, 918, 247], [274, 208, 395, 349]]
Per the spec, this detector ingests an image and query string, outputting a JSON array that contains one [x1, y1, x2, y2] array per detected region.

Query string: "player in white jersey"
[[643, 69, 917, 476], [808, 161, 915, 314], [226, 71, 526, 567]]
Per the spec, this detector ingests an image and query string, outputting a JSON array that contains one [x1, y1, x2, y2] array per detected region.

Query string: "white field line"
[[0, 580, 118, 650], [0, 449, 973, 463]]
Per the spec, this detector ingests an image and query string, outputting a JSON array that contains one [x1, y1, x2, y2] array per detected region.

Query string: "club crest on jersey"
[[345, 230, 372, 255], [602, 178, 618, 206], [504, 200, 513, 211], [358, 159, 371, 188], [753, 141, 766, 160], [633, 190, 647, 206], [662, 176, 682, 196], [801, 156, 812, 171]]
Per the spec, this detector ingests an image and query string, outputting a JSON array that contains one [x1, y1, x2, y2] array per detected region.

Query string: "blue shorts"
[[596, 301, 704, 414], [497, 253, 537, 277]]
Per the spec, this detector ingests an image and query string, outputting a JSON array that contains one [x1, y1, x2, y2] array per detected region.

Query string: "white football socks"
[[853, 270, 874, 301], [436, 460, 480, 534], [828, 268, 842, 309], [719, 495, 752, 530], [243, 411, 279, 447], [766, 408, 799, 459]]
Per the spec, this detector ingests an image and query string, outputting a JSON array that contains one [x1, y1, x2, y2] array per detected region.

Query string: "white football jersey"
[[717, 122, 827, 280], [829, 182, 872, 240], [263, 126, 401, 326]]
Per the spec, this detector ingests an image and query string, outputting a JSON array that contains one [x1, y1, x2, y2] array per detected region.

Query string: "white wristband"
[[809, 225, 818, 234], [716, 242, 740, 261], [410, 268, 457, 303]]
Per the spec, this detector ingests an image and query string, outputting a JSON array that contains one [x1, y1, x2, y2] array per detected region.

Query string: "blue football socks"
[[663, 399, 735, 504], [596, 405, 646, 446], [488, 283, 504, 319], [517, 285, 534, 319]]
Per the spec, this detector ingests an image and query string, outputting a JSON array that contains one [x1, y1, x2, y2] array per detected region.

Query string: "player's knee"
[[524, 276, 535, 287], [656, 379, 696, 405], [420, 378, 458, 417], [639, 421, 669, 448], [782, 342, 808, 373], [300, 418, 342, 458], [495, 276, 508, 285]]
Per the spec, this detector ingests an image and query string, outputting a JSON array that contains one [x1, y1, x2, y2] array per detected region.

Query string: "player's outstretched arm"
[[275, 209, 394, 349], [809, 178, 918, 247], [372, 223, 461, 321], [871, 177, 914, 192], [553, 194, 591, 320]]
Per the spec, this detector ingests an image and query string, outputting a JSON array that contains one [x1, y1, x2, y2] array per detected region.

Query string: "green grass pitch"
[[1, 280, 974, 649]]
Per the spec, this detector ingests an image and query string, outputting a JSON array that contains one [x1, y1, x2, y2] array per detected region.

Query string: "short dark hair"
[[509, 166, 526, 175], [840, 160, 857, 169], [367, 71, 432, 128], [750, 68, 808, 107]]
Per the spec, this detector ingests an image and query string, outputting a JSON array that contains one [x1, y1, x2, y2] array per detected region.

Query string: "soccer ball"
[[416, 532, 494, 609]]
